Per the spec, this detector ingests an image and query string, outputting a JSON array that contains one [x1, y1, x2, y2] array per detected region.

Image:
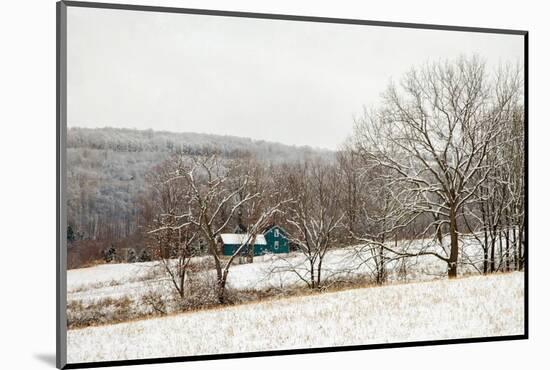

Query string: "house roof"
[[219, 233, 267, 245], [264, 224, 289, 235]]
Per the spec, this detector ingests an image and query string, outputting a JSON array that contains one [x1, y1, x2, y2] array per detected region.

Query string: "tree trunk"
[[247, 237, 255, 264], [217, 273, 228, 304], [213, 257, 225, 303], [518, 224, 524, 271], [379, 245, 385, 284], [316, 258, 323, 290], [178, 269, 186, 299], [490, 225, 497, 273], [310, 260, 316, 290], [483, 241, 489, 274], [498, 230, 503, 272], [448, 205, 459, 279], [505, 223, 510, 272], [512, 225, 519, 271], [481, 190, 489, 274], [378, 232, 386, 284]]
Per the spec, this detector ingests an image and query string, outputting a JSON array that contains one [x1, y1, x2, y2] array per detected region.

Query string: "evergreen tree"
[[67, 225, 75, 243], [139, 248, 151, 262], [103, 246, 117, 263]]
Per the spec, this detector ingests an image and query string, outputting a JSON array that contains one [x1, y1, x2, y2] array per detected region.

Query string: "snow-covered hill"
[[67, 272, 524, 364]]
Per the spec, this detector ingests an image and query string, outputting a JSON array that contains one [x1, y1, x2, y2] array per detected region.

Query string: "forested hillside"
[[67, 127, 331, 266]]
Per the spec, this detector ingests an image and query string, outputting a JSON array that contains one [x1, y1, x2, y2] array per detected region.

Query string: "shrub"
[[141, 290, 167, 315], [139, 248, 152, 262], [102, 246, 117, 263], [126, 248, 137, 263]]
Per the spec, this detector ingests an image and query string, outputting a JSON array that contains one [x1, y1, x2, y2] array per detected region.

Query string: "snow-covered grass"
[[67, 272, 524, 364], [67, 234, 492, 309], [66, 233, 512, 331]]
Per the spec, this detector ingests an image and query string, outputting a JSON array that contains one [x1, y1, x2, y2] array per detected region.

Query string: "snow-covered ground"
[[67, 272, 524, 364], [67, 235, 489, 308]]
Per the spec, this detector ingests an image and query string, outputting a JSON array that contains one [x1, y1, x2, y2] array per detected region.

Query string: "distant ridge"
[[67, 127, 333, 162]]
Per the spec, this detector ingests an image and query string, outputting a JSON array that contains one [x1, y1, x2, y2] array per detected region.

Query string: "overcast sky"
[[67, 7, 524, 150]]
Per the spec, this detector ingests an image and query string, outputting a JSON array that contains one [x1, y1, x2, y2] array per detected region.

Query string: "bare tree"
[[145, 159, 198, 299], [227, 154, 285, 263], [353, 56, 523, 278], [282, 160, 345, 289], [461, 98, 525, 274], [336, 142, 367, 241], [159, 155, 287, 303]]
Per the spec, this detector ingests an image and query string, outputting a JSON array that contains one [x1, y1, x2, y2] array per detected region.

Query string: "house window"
[[274, 229, 279, 237], [274, 241, 279, 250]]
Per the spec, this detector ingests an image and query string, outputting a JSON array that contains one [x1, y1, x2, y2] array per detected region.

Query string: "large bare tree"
[[353, 56, 523, 278]]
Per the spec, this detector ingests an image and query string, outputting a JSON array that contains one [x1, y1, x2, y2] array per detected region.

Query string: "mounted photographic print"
[[56, 1, 528, 368]]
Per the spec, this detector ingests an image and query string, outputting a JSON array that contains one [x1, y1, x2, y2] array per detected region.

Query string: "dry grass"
[[73, 259, 106, 269], [67, 296, 133, 328], [68, 270, 500, 330]]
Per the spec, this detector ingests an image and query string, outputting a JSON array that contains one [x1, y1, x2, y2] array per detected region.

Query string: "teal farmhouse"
[[219, 225, 289, 256]]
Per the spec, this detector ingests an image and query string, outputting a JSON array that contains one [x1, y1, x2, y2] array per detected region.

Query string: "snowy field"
[[67, 272, 524, 364], [67, 235, 490, 310]]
